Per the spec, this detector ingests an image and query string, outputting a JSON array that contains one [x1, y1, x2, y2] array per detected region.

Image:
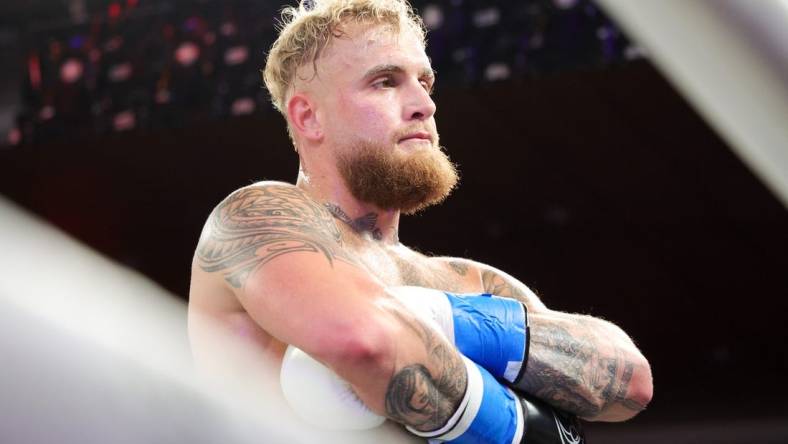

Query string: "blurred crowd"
[[8, 0, 638, 146]]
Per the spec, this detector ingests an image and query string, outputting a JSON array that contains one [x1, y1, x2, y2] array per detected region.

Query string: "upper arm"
[[195, 182, 355, 288], [194, 183, 388, 359], [193, 184, 474, 420], [473, 262, 548, 312]]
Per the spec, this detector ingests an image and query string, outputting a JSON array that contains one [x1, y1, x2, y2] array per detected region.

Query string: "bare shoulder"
[[436, 257, 548, 312], [194, 181, 352, 289], [430, 256, 477, 280]]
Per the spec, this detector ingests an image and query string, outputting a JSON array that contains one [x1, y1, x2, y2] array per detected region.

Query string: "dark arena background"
[[1, 1, 787, 443]]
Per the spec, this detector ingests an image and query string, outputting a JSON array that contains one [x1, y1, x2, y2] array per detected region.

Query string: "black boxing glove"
[[518, 392, 585, 444]]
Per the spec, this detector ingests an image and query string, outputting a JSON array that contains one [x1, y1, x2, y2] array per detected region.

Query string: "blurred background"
[[0, 0, 786, 442]]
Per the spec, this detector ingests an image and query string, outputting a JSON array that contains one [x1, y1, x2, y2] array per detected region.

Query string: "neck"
[[296, 165, 401, 244]]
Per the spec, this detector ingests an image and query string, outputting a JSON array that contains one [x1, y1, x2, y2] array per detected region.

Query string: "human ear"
[[287, 94, 322, 142]]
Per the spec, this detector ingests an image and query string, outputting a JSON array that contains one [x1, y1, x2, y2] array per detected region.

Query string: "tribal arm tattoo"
[[195, 184, 357, 288], [481, 267, 651, 420], [384, 307, 467, 432]]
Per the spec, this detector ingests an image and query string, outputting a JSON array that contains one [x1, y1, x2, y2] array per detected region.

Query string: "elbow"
[[314, 317, 397, 377], [604, 354, 654, 422], [586, 353, 653, 423], [342, 326, 395, 369], [628, 355, 654, 415]]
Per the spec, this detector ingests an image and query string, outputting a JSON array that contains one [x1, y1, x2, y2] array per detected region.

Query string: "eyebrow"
[[362, 64, 436, 81]]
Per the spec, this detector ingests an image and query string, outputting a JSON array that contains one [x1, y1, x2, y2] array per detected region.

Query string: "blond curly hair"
[[262, 0, 426, 118]]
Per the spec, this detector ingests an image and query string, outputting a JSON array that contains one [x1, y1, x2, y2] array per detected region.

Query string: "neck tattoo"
[[324, 202, 385, 241]]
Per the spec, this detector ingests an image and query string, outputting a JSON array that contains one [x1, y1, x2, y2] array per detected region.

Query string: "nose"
[[403, 80, 436, 122]]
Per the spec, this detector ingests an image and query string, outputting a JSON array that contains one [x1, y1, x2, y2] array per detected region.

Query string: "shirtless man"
[[189, 1, 652, 442]]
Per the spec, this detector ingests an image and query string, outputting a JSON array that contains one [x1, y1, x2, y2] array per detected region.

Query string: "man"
[[189, 0, 652, 441]]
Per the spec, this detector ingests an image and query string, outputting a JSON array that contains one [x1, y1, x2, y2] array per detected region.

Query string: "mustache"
[[392, 126, 439, 144]]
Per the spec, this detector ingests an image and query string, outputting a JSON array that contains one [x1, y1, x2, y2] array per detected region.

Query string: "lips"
[[399, 132, 432, 143]]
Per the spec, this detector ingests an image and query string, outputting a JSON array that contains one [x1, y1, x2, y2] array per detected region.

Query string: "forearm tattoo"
[[482, 268, 645, 417], [385, 308, 467, 431], [196, 185, 356, 288], [520, 317, 645, 417]]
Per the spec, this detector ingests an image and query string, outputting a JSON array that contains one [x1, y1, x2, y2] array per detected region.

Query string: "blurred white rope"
[[596, 0, 788, 208]]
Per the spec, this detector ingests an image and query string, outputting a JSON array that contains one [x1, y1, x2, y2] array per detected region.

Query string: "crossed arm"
[[195, 183, 467, 430], [194, 182, 651, 431], [473, 265, 653, 421]]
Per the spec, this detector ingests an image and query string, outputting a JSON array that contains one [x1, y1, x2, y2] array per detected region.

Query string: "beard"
[[336, 137, 459, 215]]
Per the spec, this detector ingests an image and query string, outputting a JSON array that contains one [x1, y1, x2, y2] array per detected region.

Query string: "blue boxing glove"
[[386, 286, 530, 386], [280, 287, 584, 443], [447, 292, 529, 386]]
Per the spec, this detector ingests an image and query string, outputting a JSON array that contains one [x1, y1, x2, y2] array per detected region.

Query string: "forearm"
[[335, 299, 468, 432], [520, 311, 652, 421], [476, 264, 653, 420], [357, 294, 589, 443]]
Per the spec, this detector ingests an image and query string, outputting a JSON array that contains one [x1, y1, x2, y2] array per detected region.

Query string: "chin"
[[396, 141, 437, 153]]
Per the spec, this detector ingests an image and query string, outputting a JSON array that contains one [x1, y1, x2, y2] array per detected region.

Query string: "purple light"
[[184, 17, 201, 33], [69, 35, 85, 50]]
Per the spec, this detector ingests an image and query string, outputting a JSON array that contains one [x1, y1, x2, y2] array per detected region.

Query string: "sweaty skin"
[[189, 20, 652, 434]]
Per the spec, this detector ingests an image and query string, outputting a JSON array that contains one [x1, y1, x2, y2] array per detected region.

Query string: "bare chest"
[[347, 244, 479, 293]]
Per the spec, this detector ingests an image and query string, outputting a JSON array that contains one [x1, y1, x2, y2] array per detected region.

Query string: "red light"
[[162, 24, 175, 40], [127, 0, 139, 8], [8, 127, 21, 145], [28, 54, 41, 90], [175, 42, 200, 67], [60, 58, 85, 84], [108, 3, 122, 19], [113, 110, 136, 131], [224, 45, 249, 66]]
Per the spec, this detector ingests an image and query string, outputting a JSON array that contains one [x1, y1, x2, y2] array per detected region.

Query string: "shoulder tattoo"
[[448, 260, 469, 276], [480, 268, 546, 310], [196, 185, 355, 288], [481, 269, 528, 299]]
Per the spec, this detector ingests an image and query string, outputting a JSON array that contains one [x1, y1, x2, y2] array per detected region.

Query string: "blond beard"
[[336, 140, 459, 215]]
